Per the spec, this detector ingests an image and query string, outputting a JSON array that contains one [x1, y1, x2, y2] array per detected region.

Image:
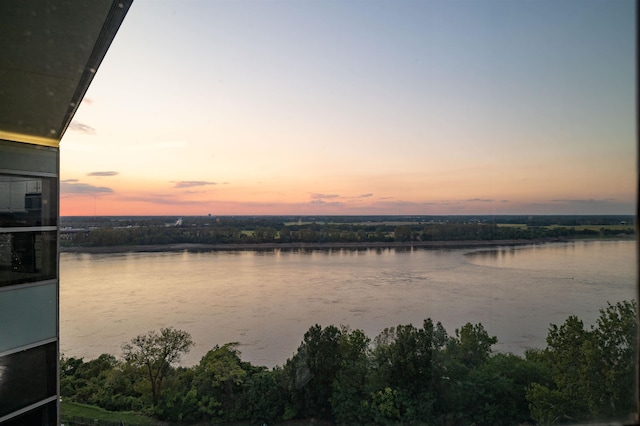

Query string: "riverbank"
[[59, 238, 587, 254]]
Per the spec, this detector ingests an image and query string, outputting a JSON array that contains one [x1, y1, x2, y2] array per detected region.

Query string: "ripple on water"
[[60, 241, 636, 367]]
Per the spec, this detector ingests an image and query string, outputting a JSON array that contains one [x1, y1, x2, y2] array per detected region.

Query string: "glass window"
[[0, 283, 57, 353], [0, 342, 57, 418], [1, 400, 56, 426], [0, 231, 57, 287], [0, 140, 57, 176], [0, 174, 57, 227]]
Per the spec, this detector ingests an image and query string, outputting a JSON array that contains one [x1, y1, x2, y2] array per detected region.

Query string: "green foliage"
[[371, 319, 447, 397], [447, 322, 498, 369], [152, 367, 198, 422], [330, 327, 372, 424], [435, 323, 503, 425], [526, 300, 637, 424], [240, 368, 288, 424], [60, 354, 144, 412], [369, 387, 401, 424], [60, 400, 156, 425], [594, 300, 637, 417], [393, 225, 414, 242], [527, 382, 570, 425], [484, 353, 550, 424], [191, 343, 249, 421], [61, 300, 636, 425], [446, 355, 541, 426], [122, 327, 194, 406], [367, 319, 451, 424], [285, 324, 343, 419]]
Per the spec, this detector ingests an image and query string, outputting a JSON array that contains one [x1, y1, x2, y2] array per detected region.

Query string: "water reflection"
[[60, 240, 635, 368], [466, 240, 634, 273]]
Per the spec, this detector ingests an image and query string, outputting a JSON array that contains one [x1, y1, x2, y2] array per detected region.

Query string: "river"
[[60, 240, 636, 367]]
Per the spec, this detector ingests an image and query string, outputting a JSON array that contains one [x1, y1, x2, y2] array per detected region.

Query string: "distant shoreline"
[[58, 237, 629, 254]]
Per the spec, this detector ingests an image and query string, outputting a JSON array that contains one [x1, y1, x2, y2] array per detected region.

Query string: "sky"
[[60, 0, 636, 216]]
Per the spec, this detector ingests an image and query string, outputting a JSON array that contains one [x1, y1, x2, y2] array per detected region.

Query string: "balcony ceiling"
[[0, 0, 132, 147]]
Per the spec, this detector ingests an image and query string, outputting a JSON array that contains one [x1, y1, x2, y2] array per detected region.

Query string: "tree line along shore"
[[60, 215, 635, 252], [60, 239, 565, 254]]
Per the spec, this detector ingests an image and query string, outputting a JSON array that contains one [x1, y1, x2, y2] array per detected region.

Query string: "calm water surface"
[[60, 240, 636, 367]]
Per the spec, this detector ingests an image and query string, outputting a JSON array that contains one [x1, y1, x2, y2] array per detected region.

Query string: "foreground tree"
[[191, 343, 249, 421], [122, 327, 193, 406], [60, 299, 636, 425], [526, 300, 637, 424], [370, 319, 449, 423], [330, 327, 371, 424], [286, 324, 343, 419], [437, 322, 501, 424]]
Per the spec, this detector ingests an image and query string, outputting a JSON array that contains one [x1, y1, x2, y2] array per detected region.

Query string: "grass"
[[60, 401, 334, 426], [546, 224, 635, 231], [61, 400, 157, 425], [497, 224, 635, 232]]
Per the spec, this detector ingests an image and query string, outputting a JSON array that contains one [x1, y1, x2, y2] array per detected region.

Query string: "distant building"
[[0, 2, 131, 424]]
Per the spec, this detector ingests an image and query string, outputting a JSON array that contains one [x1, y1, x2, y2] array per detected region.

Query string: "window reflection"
[[0, 231, 56, 287], [0, 174, 57, 227], [1, 401, 56, 426], [0, 342, 56, 418]]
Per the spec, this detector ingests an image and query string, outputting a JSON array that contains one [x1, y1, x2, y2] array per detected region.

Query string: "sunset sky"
[[60, 0, 635, 216]]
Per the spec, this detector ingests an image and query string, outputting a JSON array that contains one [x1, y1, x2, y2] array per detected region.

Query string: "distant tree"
[[122, 327, 193, 406], [253, 226, 277, 243], [278, 227, 292, 243], [393, 226, 413, 242]]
